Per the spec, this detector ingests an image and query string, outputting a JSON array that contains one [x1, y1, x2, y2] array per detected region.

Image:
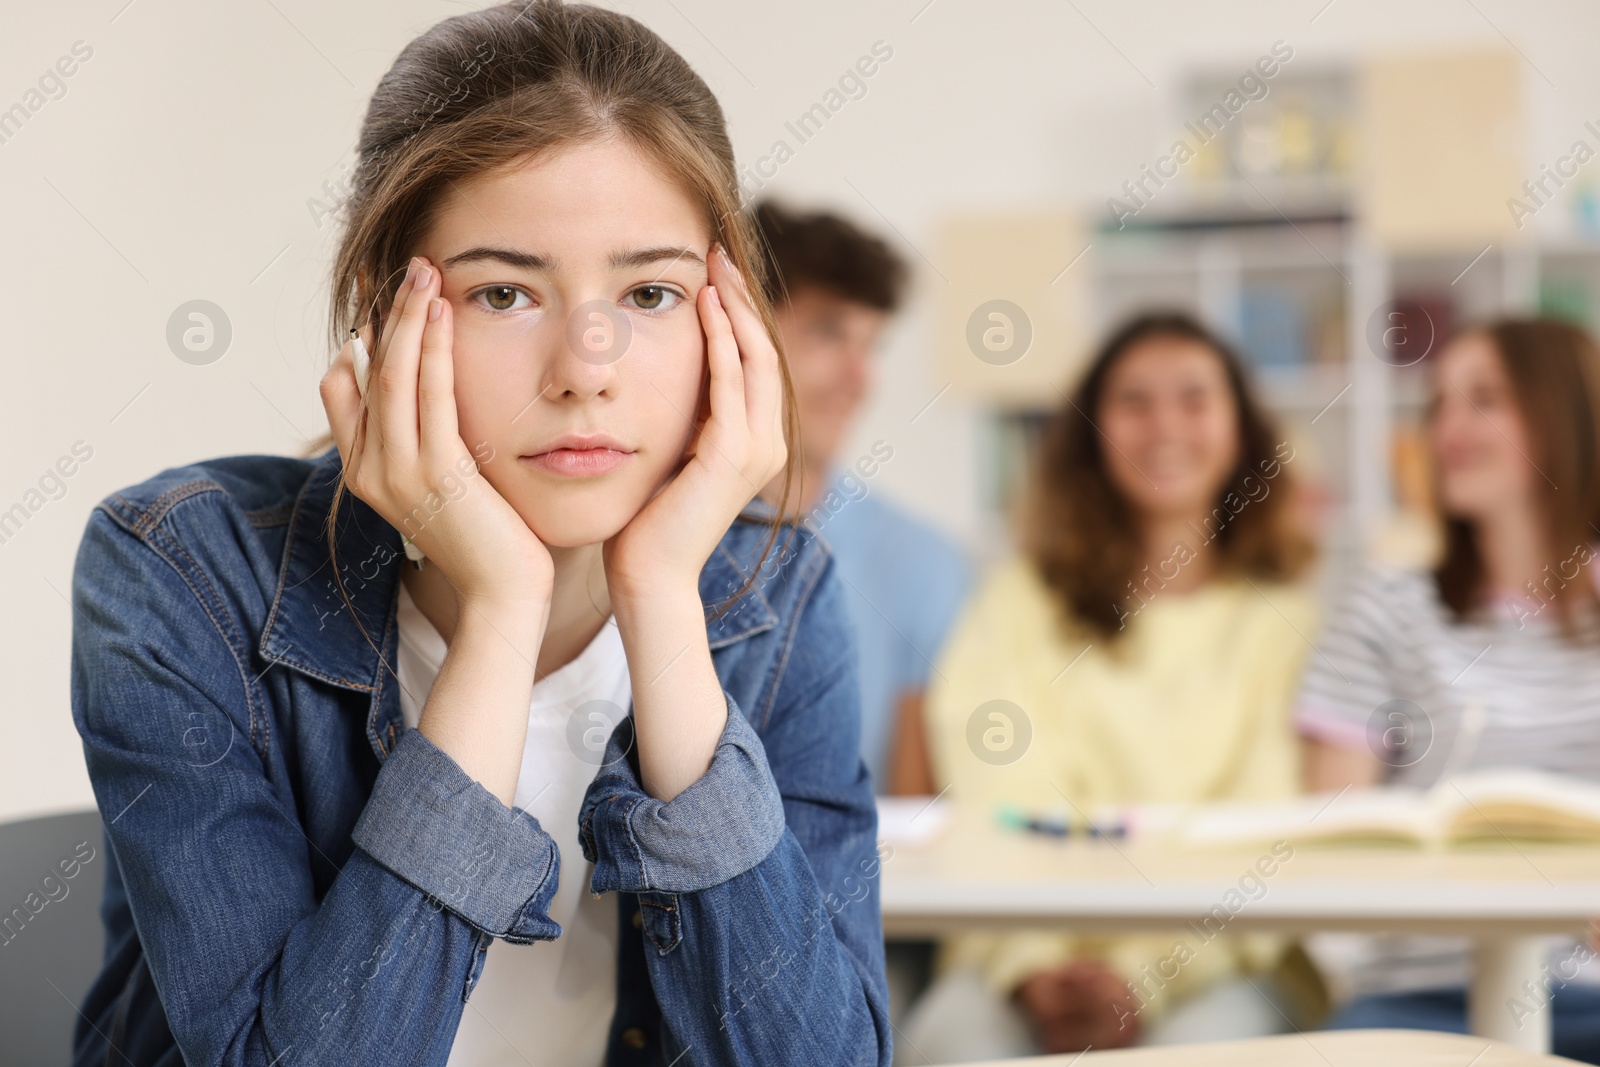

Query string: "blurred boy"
[[752, 199, 970, 796]]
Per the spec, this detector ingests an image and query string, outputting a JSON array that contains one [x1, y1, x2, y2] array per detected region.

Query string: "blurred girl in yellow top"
[[899, 311, 1320, 1064]]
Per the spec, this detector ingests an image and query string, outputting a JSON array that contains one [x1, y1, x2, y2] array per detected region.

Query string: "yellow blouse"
[[925, 555, 1317, 1020]]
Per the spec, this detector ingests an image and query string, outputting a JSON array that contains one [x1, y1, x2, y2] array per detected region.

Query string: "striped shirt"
[[1295, 561, 1600, 997]]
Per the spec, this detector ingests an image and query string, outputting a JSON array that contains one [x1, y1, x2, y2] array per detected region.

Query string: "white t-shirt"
[[395, 579, 630, 1067]]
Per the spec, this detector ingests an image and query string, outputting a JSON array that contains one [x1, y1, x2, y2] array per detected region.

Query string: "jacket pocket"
[[636, 890, 681, 954]]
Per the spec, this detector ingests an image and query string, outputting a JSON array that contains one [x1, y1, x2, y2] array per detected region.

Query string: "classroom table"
[[878, 802, 1600, 1055], [947, 1028, 1589, 1066]]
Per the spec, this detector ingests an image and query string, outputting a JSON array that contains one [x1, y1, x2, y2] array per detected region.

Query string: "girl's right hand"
[[320, 255, 554, 614]]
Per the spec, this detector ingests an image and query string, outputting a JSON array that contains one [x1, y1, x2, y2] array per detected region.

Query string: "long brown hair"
[[302, 0, 804, 649], [1431, 318, 1600, 635], [1022, 311, 1314, 642]]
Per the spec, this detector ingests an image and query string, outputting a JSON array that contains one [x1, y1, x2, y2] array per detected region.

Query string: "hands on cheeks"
[[601, 241, 787, 600], [321, 244, 785, 803], [600, 241, 786, 801], [320, 257, 555, 614]]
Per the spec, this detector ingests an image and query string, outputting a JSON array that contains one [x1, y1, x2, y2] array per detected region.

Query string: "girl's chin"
[[1438, 494, 1500, 523], [1131, 491, 1222, 520], [519, 498, 640, 551], [528, 519, 629, 550]]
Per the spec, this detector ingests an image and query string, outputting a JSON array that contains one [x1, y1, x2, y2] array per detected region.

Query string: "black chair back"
[[0, 810, 108, 1067]]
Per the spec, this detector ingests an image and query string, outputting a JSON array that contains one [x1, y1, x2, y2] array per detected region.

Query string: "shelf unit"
[[948, 45, 1600, 601], [977, 216, 1600, 601]]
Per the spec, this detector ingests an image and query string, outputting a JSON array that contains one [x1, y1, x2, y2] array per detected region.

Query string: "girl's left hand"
[[602, 242, 787, 599]]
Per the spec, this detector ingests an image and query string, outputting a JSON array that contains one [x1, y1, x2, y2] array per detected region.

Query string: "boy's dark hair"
[[751, 199, 909, 312]]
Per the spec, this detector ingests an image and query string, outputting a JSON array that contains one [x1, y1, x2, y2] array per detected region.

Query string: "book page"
[[1439, 768, 1600, 842], [1178, 786, 1435, 849]]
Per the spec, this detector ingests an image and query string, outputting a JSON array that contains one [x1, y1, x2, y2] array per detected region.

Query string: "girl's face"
[[1097, 335, 1242, 523], [414, 137, 711, 548], [1429, 331, 1539, 520]]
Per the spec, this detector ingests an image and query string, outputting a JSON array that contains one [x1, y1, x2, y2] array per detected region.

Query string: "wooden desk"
[[949, 1029, 1588, 1066], [880, 806, 1600, 1054]]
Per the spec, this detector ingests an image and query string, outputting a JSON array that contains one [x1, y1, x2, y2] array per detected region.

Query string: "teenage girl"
[[1298, 318, 1600, 1063], [904, 312, 1318, 1059], [68, 4, 890, 1065]]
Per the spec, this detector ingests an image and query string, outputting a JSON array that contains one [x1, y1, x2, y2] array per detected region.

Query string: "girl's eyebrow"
[[441, 246, 554, 271], [437, 245, 705, 273], [609, 245, 705, 271]]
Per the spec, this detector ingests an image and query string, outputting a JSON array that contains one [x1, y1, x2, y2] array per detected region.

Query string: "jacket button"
[[621, 1027, 648, 1049], [631, 909, 642, 929]]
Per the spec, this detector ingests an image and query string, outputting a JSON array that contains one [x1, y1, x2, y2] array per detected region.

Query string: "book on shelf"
[[1239, 286, 1308, 369], [985, 408, 1053, 530]]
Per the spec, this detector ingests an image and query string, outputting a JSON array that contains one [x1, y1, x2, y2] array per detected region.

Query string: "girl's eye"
[[473, 285, 532, 312], [625, 285, 681, 312]]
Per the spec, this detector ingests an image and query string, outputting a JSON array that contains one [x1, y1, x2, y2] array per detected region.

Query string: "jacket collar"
[[258, 447, 780, 700]]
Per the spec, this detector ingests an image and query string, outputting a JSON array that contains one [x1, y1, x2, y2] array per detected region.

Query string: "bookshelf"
[[943, 47, 1600, 603], [970, 217, 1600, 601]]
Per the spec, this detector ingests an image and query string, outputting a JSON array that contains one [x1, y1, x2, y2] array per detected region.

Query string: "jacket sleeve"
[[578, 550, 892, 1066], [69, 504, 562, 1067]]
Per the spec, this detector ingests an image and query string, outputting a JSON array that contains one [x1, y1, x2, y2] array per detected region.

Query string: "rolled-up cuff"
[[579, 691, 786, 894], [351, 727, 562, 944]]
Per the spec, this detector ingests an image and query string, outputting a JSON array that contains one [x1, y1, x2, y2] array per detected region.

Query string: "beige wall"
[[5, 0, 1600, 822]]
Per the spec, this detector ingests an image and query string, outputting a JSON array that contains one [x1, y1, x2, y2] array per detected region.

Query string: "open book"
[[1178, 768, 1600, 849]]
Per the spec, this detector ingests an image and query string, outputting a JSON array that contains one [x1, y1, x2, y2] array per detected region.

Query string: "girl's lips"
[[520, 448, 633, 477]]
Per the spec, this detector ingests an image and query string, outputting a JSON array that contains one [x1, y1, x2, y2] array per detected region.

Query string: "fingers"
[[321, 330, 364, 469], [697, 284, 745, 457], [365, 260, 421, 457], [372, 257, 440, 460], [417, 293, 459, 458], [326, 319, 382, 457], [705, 243, 787, 488], [707, 243, 782, 430], [328, 322, 387, 485], [376, 257, 423, 367]]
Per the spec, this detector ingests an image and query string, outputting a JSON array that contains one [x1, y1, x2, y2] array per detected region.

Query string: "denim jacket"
[[68, 446, 891, 1067]]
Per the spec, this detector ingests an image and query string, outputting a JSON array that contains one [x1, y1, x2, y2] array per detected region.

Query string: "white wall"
[[4, 0, 1597, 822]]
